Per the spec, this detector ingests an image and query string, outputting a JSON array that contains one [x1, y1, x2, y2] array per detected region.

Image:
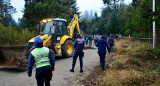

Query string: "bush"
[[0, 23, 36, 46], [134, 46, 160, 60]]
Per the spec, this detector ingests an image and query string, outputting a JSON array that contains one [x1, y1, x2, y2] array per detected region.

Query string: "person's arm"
[[27, 54, 35, 77], [105, 41, 110, 52], [49, 50, 55, 71], [96, 41, 99, 47], [73, 40, 78, 48], [108, 39, 110, 44], [82, 39, 85, 48]]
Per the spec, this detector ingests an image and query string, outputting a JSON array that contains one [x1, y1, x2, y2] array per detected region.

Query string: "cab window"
[[56, 21, 68, 36]]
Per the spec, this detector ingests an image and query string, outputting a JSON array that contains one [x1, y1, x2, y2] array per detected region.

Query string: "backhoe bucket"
[[0, 46, 28, 67]]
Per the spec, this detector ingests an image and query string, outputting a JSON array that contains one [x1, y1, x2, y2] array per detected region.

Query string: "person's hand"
[[28, 74, 32, 77], [27, 71, 32, 77]]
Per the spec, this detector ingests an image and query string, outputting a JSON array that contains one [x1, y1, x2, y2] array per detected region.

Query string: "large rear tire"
[[61, 39, 74, 58]]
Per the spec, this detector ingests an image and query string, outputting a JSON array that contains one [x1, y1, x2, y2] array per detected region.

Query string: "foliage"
[[79, 0, 160, 38], [22, 0, 79, 31], [0, 23, 35, 46], [79, 11, 99, 35], [0, 0, 16, 26], [134, 46, 160, 60]]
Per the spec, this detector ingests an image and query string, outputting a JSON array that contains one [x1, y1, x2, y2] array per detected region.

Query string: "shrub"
[[134, 46, 160, 60], [0, 23, 36, 46]]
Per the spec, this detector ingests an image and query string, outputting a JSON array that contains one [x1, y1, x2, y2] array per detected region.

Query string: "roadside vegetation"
[[0, 23, 35, 46], [100, 39, 160, 86]]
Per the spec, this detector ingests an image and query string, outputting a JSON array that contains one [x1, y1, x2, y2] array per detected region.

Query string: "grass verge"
[[101, 39, 160, 86]]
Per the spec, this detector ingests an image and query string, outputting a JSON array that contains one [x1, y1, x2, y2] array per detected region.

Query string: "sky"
[[11, 0, 132, 22]]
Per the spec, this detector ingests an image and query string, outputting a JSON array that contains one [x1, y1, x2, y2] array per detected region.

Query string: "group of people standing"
[[84, 34, 115, 51], [27, 33, 119, 86], [84, 35, 93, 46]]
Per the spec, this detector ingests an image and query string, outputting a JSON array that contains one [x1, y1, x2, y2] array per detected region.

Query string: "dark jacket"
[[96, 38, 110, 54], [27, 37, 55, 77], [88, 36, 93, 40], [108, 37, 114, 44], [104, 35, 107, 41], [73, 33, 85, 51]]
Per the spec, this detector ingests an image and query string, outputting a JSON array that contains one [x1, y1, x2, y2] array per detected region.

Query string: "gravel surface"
[[0, 46, 110, 86]]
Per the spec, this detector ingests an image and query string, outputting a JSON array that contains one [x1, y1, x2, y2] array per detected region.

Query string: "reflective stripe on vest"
[[31, 47, 50, 68]]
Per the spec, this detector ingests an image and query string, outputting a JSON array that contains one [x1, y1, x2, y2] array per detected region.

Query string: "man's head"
[[76, 33, 81, 38], [101, 35, 105, 39], [34, 37, 43, 48]]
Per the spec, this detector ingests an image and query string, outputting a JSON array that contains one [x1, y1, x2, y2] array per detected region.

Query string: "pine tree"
[[0, 0, 16, 26]]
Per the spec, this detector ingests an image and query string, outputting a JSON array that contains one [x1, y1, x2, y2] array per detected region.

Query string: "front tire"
[[61, 39, 74, 58]]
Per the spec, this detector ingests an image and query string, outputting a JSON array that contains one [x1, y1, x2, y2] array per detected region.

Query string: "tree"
[[0, 0, 16, 26], [22, 0, 79, 30]]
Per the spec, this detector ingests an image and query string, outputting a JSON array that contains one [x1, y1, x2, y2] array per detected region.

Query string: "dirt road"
[[0, 46, 109, 86]]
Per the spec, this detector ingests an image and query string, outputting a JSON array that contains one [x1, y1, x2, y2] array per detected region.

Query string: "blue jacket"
[[96, 38, 110, 54], [27, 37, 55, 77], [73, 33, 85, 51]]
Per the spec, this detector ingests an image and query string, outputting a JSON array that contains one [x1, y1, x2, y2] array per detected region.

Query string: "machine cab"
[[38, 18, 68, 44]]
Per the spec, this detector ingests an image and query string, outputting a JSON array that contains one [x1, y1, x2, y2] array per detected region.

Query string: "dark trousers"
[[98, 53, 106, 68], [36, 66, 52, 86], [72, 50, 84, 69], [85, 40, 88, 45], [89, 40, 92, 46], [109, 44, 113, 51]]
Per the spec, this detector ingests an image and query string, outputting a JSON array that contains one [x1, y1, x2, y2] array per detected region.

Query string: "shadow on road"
[[0, 67, 27, 73]]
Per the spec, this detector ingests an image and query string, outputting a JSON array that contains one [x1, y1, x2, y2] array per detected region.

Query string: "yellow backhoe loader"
[[0, 14, 81, 67]]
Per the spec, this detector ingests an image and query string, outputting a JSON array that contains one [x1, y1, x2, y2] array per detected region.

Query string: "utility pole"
[[153, 0, 156, 48]]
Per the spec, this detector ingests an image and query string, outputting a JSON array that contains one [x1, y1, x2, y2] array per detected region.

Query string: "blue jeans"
[[89, 40, 92, 46], [85, 40, 88, 45]]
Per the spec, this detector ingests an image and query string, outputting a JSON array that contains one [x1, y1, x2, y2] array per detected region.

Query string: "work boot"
[[70, 69, 74, 72], [80, 68, 83, 73], [102, 66, 105, 71]]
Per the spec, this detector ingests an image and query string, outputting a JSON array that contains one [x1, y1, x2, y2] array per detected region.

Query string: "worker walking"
[[70, 33, 85, 72], [88, 35, 93, 46], [96, 35, 110, 71], [27, 37, 55, 86], [84, 35, 89, 46], [108, 35, 114, 51]]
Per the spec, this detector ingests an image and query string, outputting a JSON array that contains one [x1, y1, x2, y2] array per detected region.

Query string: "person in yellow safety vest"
[[27, 37, 55, 86]]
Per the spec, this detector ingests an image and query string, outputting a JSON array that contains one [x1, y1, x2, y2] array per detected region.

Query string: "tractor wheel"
[[61, 39, 74, 58]]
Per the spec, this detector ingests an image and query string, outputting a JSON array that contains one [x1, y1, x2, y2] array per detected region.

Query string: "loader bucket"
[[0, 46, 28, 67]]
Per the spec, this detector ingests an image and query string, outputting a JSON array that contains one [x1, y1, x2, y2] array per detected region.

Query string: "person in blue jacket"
[[108, 36, 114, 51], [104, 34, 107, 41], [70, 33, 85, 72], [96, 35, 110, 71], [27, 37, 55, 86]]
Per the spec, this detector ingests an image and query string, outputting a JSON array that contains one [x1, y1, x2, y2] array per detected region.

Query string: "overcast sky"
[[11, 0, 132, 22]]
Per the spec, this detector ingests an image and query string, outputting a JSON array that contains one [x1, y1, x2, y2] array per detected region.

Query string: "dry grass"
[[101, 39, 160, 86], [102, 69, 143, 86]]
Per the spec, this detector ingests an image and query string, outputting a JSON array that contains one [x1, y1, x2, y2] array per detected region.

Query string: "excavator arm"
[[67, 14, 80, 38]]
